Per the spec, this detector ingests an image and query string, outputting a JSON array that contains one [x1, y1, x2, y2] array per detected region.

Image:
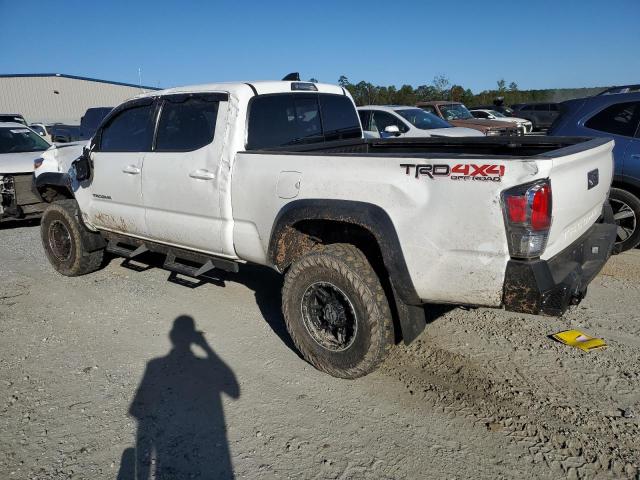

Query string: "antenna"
[[138, 67, 142, 87]]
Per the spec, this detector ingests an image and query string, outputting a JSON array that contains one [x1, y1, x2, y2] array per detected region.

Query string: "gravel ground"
[[0, 220, 638, 479]]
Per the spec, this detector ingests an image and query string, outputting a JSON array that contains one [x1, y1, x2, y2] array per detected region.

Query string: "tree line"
[[329, 75, 606, 108]]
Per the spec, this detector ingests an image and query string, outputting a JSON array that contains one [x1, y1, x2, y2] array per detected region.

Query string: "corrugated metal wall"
[[0, 75, 155, 125]]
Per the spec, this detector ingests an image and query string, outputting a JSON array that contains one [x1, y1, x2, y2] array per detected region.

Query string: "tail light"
[[501, 180, 552, 258]]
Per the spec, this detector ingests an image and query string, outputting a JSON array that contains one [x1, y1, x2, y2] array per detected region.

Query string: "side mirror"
[[73, 147, 92, 182], [384, 125, 401, 136]]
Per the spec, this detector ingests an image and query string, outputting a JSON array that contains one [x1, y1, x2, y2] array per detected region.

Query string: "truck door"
[[141, 93, 229, 254], [86, 98, 156, 235]]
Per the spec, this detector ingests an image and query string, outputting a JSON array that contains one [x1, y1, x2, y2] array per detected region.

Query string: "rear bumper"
[[502, 219, 616, 316]]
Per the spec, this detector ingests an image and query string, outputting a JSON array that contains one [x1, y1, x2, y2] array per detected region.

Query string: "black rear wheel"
[[282, 243, 394, 379]]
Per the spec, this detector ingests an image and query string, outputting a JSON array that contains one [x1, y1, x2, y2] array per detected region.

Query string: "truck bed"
[[249, 136, 609, 159]]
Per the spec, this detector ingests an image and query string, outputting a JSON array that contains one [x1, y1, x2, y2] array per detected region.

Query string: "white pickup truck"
[[33, 79, 617, 378]]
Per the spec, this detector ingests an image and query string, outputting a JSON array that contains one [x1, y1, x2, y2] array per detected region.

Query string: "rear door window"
[[534, 104, 549, 111], [155, 95, 221, 152], [585, 101, 640, 137], [99, 102, 155, 152]]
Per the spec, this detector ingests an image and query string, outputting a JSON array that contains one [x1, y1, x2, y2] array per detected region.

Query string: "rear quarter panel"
[[231, 152, 553, 307]]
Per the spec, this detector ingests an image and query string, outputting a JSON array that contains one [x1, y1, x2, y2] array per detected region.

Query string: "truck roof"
[[135, 81, 346, 100]]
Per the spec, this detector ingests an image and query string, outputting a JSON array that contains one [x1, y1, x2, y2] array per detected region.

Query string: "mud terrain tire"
[[282, 243, 394, 379], [41, 200, 105, 276]]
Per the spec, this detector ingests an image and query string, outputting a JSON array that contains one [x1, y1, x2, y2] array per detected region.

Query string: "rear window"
[[585, 102, 640, 138], [155, 96, 220, 151], [247, 93, 360, 149], [319, 95, 361, 141]]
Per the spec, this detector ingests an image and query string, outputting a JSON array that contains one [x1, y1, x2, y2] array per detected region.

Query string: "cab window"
[[98, 102, 155, 152], [155, 96, 220, 152], [247, 93, 360, 149]]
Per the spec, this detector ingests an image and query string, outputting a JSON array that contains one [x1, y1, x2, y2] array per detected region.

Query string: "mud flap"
[[393, 289, 427, 344]]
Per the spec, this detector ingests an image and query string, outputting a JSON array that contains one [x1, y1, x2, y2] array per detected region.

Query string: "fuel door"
[[276, 171, 302, 199]]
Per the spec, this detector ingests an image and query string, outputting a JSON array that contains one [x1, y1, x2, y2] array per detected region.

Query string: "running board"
[[106, 243, 148, 259], [103, 233, 239, 278]]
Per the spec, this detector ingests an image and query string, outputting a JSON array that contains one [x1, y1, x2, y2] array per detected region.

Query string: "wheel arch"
[[33, 172, 74, 202], [268, 199, 419, 304], [267, 199, 427, 344], [612, 175, 640, 201]]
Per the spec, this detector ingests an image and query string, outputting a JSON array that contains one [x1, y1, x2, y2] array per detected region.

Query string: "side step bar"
[[106, 243, 148, 259], [102, 233, 239, 278]]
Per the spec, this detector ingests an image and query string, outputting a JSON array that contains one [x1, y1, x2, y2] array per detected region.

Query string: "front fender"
[[32, 172, 72, 201]]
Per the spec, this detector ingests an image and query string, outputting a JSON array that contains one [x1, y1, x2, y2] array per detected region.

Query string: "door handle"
[[122, 165, 141, 174], [189, 169, 216, 180]]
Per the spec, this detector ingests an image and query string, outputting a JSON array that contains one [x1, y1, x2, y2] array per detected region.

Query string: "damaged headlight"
[[1, 175, 14, 193]]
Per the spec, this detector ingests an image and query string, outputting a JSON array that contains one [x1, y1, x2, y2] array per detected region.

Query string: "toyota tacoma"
[[33, 79, 617, 378]]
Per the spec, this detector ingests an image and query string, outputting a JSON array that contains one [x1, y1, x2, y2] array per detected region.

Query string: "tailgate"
[[542, 138, 614, 259]]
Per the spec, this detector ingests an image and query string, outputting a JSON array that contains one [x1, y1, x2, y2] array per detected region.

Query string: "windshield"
[[0, 127, 51, 154], [395, 108, 451, 130], [490, 110, 506, 118], [439, 104, 473, 120]]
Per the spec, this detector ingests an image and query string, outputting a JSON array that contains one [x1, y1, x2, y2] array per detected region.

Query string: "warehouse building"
[[0, 73, 159, 125]]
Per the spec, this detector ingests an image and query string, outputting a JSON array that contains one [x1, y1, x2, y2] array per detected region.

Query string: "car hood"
[[0, 150, 44, 174], [448, 118, 514, 130]]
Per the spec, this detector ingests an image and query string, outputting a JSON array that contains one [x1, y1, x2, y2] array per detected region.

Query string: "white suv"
[[358, 106, 483, 138]]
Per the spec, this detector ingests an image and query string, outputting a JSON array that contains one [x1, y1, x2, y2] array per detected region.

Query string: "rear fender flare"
[[267, 199, 420, 306]]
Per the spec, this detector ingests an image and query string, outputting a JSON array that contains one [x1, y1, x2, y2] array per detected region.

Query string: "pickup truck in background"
[[33, 80, 617, 378], [417, 101, 519, 136]]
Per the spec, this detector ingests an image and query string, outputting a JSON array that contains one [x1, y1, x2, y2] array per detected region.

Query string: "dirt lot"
[[1, 220, 639, 479]]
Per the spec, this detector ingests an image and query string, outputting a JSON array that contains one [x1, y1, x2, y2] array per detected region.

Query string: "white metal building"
[[0, 74, 159, 125]]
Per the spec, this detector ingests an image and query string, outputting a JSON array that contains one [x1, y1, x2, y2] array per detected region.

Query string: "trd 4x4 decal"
[[400, 163, 505, 182]]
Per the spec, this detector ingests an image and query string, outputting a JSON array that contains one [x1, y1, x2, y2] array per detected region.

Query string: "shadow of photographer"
[[118, 315, 240, 479]]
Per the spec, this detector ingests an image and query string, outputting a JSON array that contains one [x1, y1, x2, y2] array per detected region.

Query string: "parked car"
[[510, 103, 559, 130], [34, 79, 616, 379], [473, 105, 515, 116], [29, 123, 53, 143], [0, 123, 51, 220], [80, 107, 113, 140], [417, 101, 518, 136], [549, 92, 640, 252], [50, 124, 81, 143], [0, 114, 27, 126], [470, 109, 533, 134], [358, 106, 483, 138]]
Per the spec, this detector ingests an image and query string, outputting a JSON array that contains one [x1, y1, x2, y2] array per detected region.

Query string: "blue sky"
[[1, 0, 638, 92]]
